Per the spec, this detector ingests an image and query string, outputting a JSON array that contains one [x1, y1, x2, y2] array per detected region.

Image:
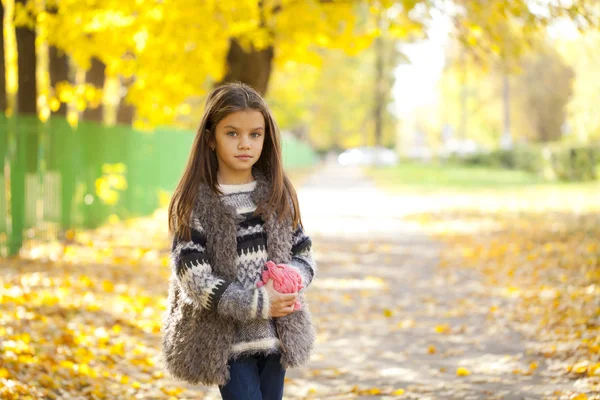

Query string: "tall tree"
[[220, 38, 274, 95], [513, 46, 574, 142], [48, 46, 68, 116], [557, 31, 600, 143], [82, 57, 105, 122], [12, 0, 597, 127], [48, 2, 68, 117], [268, 39, 401, 151], [439, 36, 575, 145], [0, 3, 6, 112], [373, 33, 385, 146], [116, 76, 135, 125], [15, 0, 35, 115]]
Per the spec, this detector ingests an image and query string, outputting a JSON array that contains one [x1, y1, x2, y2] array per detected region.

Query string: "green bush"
[[513, 147, 544, 173], [542, 145, 598, 181], [450, 144, 599, 182]]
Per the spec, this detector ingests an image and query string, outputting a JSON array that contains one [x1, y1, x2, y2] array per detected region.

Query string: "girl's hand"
[[264, 279, 298, 318]]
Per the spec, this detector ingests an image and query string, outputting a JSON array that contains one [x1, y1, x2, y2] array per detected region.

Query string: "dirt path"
[[274, 164, 570, 399]]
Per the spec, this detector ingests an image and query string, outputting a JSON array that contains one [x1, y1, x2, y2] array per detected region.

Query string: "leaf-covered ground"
[[405, 206, 600, 399], [1, 165, 599, 399]]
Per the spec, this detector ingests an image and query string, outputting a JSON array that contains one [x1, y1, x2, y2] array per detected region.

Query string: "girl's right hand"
[[264, 279, 298, 318]]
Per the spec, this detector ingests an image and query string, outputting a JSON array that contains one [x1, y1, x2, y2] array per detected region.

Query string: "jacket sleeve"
[[287, 225, 317, 290], [170, 226, 271, 321]]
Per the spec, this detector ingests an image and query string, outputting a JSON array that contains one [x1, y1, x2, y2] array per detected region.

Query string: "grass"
[[365, 161, 599, 195]]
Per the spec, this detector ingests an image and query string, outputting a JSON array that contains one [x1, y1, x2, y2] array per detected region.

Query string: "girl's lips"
[[235, 155, 252, 160]]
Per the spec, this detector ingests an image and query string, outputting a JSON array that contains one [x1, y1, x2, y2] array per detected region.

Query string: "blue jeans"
[[218, 352, 286, 400]]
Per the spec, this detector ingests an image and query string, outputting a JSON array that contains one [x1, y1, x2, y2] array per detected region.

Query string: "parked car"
[[337, 146, 399, 166]]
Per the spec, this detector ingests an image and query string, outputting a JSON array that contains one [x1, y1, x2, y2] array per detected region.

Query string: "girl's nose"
[[239, 140, 250, 149]]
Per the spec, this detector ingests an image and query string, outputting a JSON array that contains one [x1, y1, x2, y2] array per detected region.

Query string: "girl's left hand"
[[264, 279, 298, 317]]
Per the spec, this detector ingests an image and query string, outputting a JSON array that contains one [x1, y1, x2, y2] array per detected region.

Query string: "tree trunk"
[[47, 3, 68, 116], [501, 73, 512, 149], [116, 99, 135, 125], [49, 46, 69, 116], [219, 38, 274, 95], [373, 34, 384, 147], [459, 47, 467, 140], [82, 57, 105, 122], [0, 4, 6, 112], [16, 0, 36, 115], [116, 77, 135, 125]]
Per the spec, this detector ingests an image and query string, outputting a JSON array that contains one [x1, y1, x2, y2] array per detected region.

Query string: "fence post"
[[8, 117, 25, 255]]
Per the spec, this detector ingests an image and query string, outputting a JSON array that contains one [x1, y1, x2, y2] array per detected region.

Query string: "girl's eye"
[[227, 131, 237, 136], [251, 132, 262, 138]]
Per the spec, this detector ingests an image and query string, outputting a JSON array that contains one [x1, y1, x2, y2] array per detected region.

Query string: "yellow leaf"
[[435, 324, 451, 334], [529, 362, 538, 370], [102, 280, 115, 292], [392, 388, 405, 396], [456, 367, 471, 376], [571, 394, 588, 400], [152, 370, 164, 379], [161, 387, 184, 396], [572, 361, 589, 374], [86, 303, 101, 312], [92, 388, 106, 399], [49, 97, 61, 112], [428, 345, 436, 354], [383, 308, 393, 317], [588, 363, 600, 376], [506, 286, 520, 295], [67, 112, 79, 128], [78, 363, 92, 377], [110, 342, 125, 356], [79, 276, 94, 287], [0, 368, 9, 378]]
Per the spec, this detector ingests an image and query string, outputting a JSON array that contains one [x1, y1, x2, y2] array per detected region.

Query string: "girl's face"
[[211, 109, 266, 182]]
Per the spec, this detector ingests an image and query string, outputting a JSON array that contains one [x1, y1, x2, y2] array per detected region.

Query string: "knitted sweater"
[[171, 180, 316, 360]]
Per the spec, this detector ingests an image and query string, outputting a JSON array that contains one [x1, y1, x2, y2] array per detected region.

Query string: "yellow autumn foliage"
[[12, 0, 590, 127]]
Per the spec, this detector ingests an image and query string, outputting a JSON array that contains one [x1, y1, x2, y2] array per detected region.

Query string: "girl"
[[161, 82, 317, 400]]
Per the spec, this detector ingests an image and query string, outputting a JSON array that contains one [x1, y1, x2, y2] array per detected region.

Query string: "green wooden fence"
[[0, 115, 317, 257]]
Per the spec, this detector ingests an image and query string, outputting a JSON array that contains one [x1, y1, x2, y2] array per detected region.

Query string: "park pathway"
[[277, 163, 560, 399]]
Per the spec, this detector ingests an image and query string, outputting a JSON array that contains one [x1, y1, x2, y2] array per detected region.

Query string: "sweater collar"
[[217, 180, 257, 195]]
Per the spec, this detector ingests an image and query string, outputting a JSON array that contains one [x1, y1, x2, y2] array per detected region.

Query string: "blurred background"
[[1, 1, 600, 399], [1, 0, 599, 256]]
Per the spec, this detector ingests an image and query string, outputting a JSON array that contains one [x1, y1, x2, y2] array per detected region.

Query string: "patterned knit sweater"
[[171, 181, 316, 360]]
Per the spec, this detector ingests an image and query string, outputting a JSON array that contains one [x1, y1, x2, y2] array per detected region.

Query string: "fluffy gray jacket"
[[161, 171, 316, 386]]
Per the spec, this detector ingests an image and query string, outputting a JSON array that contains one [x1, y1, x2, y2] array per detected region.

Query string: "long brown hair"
[[168, 82, 302, 240]]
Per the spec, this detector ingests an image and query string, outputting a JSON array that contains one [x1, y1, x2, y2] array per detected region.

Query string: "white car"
[[337, 146, 399, 166]]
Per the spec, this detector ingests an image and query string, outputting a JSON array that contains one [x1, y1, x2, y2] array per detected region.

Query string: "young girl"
[[161, 82, 317, 400]]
